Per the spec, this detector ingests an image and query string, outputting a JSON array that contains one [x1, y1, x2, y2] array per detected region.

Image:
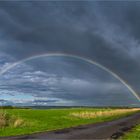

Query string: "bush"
[[0, 111, 25, 128]]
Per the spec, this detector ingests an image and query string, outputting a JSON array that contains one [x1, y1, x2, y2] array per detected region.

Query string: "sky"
[[0, 1, 140, 106]]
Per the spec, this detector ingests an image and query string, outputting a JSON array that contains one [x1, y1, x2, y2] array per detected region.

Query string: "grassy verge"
[[0, 110, 25, 128], [0, 108, 139, 137], [121, 124, 140, 140]]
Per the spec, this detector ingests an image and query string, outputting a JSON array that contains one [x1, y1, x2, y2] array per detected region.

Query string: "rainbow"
[[0, 53, 140, 102]]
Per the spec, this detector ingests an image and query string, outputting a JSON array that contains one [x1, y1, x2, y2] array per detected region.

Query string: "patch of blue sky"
[[0, 90, 34, 101]]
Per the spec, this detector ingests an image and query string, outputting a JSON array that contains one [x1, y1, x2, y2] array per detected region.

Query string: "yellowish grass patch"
[[70, 108, 140, 119], [13, 118, 24, 127], [0, 111, 9, 128], [0, 111, 25, 128]]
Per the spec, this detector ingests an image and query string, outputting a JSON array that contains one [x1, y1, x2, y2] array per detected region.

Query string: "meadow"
[[0, 108, 139, 137]]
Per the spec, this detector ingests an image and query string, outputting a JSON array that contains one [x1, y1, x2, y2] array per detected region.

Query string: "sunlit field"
[[0, 108, 139, 137], [69, 108, 140, 119]]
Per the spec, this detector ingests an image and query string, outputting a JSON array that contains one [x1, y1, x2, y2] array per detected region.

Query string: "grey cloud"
[[0, 58, 138, 106], [0, 1, 140, 106]]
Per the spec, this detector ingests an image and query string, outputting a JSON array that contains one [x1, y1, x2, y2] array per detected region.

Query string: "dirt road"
[[2, 112, 140, 140]]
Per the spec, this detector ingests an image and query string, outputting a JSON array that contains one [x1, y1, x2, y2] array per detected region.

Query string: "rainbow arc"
[[0, 53, 139, 102]]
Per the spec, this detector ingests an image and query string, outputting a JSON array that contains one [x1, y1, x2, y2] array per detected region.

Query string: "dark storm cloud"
[[0, 58, 138, 106], [0, 99, 7, 103], [32, 99, 58, 105], [0, 99, 14, 106], [0, 1, 140, 106]]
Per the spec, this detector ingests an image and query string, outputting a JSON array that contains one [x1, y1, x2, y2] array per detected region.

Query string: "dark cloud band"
[[0, 53, 139, 102]]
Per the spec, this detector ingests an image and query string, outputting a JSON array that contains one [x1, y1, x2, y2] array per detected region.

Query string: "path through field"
[[2, 112, 140, 140]]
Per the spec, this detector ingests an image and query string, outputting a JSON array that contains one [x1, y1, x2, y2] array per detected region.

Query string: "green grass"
[[121, 124, 140, 140], [0, 108, 139, 137]]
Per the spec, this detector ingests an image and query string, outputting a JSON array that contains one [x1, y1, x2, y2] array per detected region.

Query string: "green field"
[[121, 124, 140, 140], [0, 108, 139, 137]]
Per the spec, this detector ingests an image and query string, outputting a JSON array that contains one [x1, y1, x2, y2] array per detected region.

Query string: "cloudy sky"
[[0, 1, 140, 106]]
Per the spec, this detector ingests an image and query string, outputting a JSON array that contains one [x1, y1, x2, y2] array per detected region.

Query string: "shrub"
[[0, 111, 25, 128], [0, 111, 10, 128]]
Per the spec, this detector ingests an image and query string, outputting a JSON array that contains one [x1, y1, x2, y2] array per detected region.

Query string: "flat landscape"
[[0, 108, 140, 139], [1, 1, 140, 140]]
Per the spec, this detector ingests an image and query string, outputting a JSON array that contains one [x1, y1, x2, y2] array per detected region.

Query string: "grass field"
[[0, 108, 139, 137], [121, 124, 140, 140]]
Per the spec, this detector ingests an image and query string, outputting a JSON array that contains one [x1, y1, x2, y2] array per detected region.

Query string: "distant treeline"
[[0, 106, 139, 109], [28, 106, 140, 109], [0, 106, 30, 109]]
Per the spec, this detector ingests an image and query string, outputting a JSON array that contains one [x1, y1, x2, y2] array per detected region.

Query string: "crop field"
[[0, 108, 139, 137]]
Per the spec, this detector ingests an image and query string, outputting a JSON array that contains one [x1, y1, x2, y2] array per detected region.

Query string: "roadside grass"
[[121, 124, 140, 140], [0, 108, 139, 137], [70, 108, 140, 119], [0, 110, 25, 128]]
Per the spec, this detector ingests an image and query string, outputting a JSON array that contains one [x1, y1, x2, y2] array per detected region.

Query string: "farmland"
[[0, 108, 139, 137]]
